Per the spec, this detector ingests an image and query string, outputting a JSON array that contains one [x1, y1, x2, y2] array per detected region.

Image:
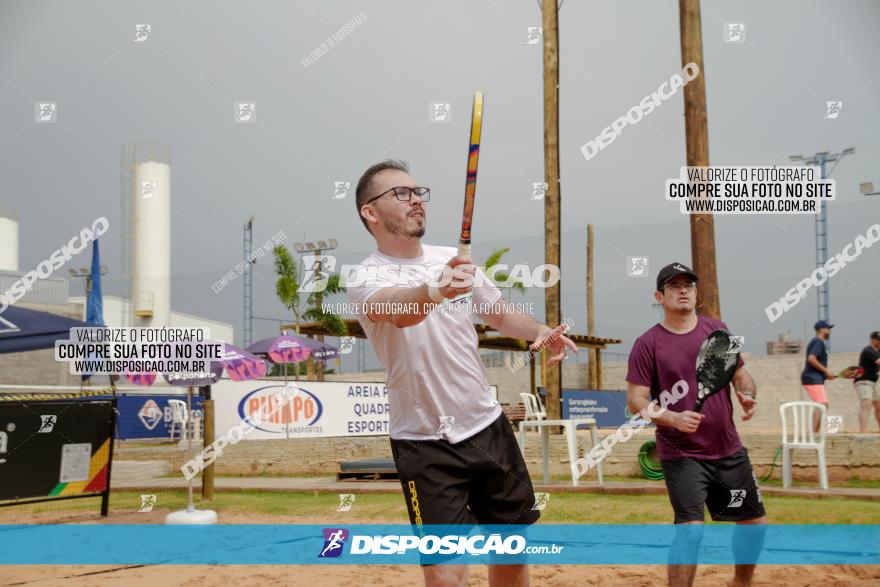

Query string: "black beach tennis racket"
[[692, 329, 740, 412]]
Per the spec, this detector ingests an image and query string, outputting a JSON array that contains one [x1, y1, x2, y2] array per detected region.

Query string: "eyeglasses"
[[364, 186, 431, 205], [663, 281, 697, 291]]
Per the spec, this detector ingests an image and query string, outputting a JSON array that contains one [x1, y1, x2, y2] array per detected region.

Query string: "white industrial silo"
[[0, 211, 18, 272], [123, 144, 171, 328]]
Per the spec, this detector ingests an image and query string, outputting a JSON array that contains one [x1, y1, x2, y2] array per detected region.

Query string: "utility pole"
[[542, 0, 562, 418], [679, 0, 720, 319]]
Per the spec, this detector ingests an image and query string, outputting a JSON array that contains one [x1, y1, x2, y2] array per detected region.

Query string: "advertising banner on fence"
[[0, 400, 114, 501], [560, 389, 649, 429], [213, 380, 497, 439], [115, 394, 203, 440]]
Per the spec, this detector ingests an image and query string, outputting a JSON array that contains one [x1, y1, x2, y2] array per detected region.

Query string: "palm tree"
[[272, 245, 348, 380], [481, 247, 525, 301], [481, 247, 528, 366]]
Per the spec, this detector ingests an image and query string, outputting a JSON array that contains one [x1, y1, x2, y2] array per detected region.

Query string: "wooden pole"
[[542, 0, 562, 419], [587, 224, 595, 389], [679, 0, 720, 319], [201, 397, 215, 500]]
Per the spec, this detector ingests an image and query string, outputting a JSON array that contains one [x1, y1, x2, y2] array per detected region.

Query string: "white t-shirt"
[[346, 244, 503, 443]]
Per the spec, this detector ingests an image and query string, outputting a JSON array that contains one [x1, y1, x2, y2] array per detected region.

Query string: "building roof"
[[287, 319, 622, 352]]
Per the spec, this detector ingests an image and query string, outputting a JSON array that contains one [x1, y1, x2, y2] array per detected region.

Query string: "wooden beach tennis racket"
[[693, 329, 741, 413], [457, 91, 483, 261], [835, 366, 864, 379]]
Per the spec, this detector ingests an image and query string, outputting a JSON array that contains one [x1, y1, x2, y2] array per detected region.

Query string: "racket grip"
[[457, 243, 471, 260], [692, 399, 704, 413]]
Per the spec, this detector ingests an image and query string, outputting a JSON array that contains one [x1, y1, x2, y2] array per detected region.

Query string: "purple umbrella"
[[220, 343, 268, 381], [297, 337, 339, 361], [246, 335, 311, 364], [127, 342, 267, 387]]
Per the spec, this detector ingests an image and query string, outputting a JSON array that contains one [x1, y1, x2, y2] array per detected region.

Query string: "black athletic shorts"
[[662, 447, 766, 523], [390, 412, 540, 528]]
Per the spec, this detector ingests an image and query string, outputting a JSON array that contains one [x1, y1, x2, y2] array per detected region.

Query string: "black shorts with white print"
[[661, 447, 766, 523], [390, 412, 540, 528]]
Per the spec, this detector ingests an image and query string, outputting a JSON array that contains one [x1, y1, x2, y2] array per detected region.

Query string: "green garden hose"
[[638, 440, 665, 480], [760, 446, 783, 482]]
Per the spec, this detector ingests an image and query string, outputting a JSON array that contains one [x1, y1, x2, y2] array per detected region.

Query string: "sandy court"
[[3, 512, 879, 586]]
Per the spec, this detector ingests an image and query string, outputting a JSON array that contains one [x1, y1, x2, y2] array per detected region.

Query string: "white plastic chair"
[[779, 401, 828, 490], [520, 392, 546, 421], [168, 399, 188, 441], [517, 392, 603, 486]]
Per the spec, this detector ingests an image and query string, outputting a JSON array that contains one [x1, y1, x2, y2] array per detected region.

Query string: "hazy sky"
[[1, 0, 878, 369]]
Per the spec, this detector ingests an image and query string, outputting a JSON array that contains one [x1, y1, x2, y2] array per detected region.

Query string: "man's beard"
[[383, 215, 425, 238]]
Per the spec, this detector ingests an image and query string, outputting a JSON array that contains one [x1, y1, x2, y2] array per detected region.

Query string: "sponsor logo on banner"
[[319, 528, 349, 558], [237, 385, 323, 433], [138, 400, 164, 430]]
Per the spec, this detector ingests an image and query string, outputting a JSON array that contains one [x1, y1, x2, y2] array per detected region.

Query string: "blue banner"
[[561, 390, 649, 429], [0, 525, 877, 565], [110, 394, 203, 439]]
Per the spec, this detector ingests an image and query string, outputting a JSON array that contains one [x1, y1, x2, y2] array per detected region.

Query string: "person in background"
[[801, 320, 836, 433], [854, 331, 880, 433]]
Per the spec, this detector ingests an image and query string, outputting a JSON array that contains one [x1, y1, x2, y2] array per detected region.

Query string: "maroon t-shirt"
[[626, 315, 745, 460]]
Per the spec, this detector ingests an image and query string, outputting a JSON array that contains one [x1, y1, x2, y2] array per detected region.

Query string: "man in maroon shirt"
[[627, 262, 767, 587]]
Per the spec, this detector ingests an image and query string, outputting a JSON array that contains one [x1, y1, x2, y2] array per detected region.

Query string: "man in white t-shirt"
[[347, 160, 576, 587]]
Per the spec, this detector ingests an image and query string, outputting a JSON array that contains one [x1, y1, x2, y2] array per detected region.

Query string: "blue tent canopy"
[[0, 306, 93, 354]]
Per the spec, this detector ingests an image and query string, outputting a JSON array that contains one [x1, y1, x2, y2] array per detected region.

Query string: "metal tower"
[[243, 217, 253, 348]]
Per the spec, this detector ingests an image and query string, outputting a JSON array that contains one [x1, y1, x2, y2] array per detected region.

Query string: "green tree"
[[481, 247, 525, 301], [272, 245, 348, 380]]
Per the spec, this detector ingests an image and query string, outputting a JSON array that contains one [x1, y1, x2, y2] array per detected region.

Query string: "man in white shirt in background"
[[347, 160, 577, 587]]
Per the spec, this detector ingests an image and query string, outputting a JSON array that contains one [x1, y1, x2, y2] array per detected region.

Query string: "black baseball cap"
[[814, 320, 834, 330], [656, 262, 698, 291]]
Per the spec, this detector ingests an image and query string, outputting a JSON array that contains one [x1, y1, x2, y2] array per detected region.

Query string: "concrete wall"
[[328, 351, 868, 434], [204, 432, 880, 483]]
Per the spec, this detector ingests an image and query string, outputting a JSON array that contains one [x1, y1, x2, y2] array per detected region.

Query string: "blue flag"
[[82, 239, 104, 382], [86, 239, 104, 326]]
